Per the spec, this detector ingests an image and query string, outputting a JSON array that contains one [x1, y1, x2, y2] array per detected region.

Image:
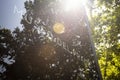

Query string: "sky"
[[0, 0, 27, 30]]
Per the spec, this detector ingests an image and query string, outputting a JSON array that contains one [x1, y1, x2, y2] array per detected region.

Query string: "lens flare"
[[53, 23, 65, 34]]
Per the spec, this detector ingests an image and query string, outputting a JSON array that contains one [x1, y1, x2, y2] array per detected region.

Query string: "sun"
[[63, 0, 87, 12], [53, 23, 65, 34], [61, 0, 91, 19]]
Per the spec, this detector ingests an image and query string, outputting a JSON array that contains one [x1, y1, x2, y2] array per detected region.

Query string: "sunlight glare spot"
[[63, 0, 87, 12], [53, 23, 65, 34]]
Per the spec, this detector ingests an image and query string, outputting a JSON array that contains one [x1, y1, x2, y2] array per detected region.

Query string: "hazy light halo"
[[62, 0, 87, 12]]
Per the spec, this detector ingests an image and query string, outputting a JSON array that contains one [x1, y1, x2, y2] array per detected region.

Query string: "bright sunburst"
[[63, 0, 87, 12]]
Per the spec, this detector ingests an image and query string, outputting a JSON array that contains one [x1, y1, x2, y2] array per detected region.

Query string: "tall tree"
[[1, 0, 102, 80]]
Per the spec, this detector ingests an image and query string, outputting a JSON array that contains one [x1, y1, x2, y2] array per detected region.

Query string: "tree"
[[91, 0, 120, 79], [1, 0, 102, 80], [0, 27, 15, 80]]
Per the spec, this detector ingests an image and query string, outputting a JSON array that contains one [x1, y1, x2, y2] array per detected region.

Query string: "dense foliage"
[[91, 0, 120, 79]]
